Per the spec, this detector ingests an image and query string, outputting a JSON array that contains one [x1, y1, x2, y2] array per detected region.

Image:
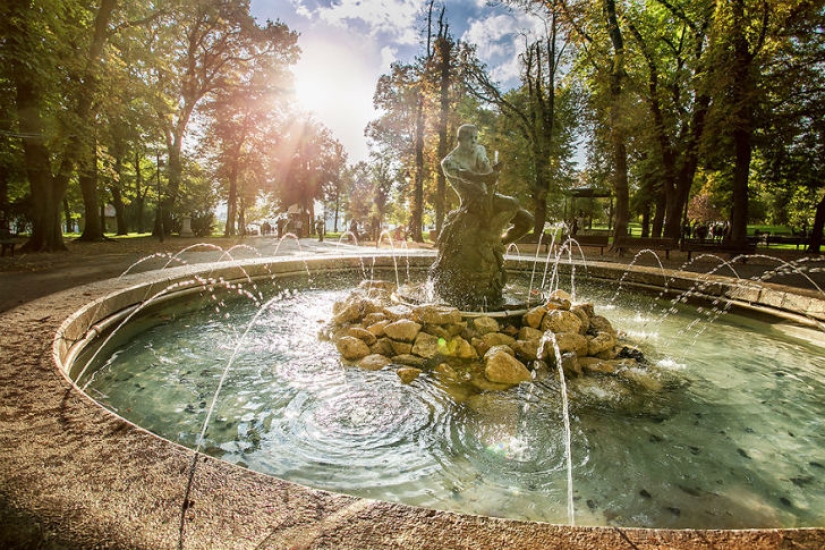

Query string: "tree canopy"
[[1, 0, 823, 252]]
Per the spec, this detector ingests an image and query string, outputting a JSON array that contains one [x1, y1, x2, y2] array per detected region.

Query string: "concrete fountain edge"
[[0, 252, 823, 550]]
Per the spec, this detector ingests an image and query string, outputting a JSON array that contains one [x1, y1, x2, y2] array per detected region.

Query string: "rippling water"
[[78, 274, 825, 528]]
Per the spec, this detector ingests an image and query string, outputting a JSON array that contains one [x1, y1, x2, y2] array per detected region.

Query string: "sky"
[[249, 0, 548, 163]]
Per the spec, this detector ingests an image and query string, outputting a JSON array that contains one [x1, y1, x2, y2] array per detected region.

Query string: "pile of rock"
[[324, 280, 646, 391]]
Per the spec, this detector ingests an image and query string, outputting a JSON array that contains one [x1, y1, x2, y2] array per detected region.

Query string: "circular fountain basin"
[[1, 251, 824, 549]]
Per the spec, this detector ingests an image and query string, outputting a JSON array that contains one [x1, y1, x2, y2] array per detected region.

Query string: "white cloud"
[[296, 0, 421, 44], [291, 29, 384, 162], [380, 45, 398, 69], [461, 10, 548, 86], [252, 0, 552, 162]]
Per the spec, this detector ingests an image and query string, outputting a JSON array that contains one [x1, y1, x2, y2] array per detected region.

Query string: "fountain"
[[3, 238, 825, 548], [427, 124, 533, 310], [2, 134, 825, 547]]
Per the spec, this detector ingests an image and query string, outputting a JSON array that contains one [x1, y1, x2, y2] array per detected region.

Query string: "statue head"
[[456, 124, 479, 151]]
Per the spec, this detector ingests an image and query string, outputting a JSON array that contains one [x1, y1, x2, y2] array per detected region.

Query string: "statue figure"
[[429, 124, 533, 310]]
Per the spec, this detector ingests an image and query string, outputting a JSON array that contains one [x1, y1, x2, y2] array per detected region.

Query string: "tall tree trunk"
[[641, 204, 651, 237], [134, 150, 146, 233], [409, 92, 426, 242], [110, 154, 127, 235], [13, 72, 67, 251], [534, 35, 556, 238], [435, 49, 450, 237], [10, 0, 117, 252], [807, 190, 824, 254], [664, 94, 710, 238], [0, 136, 9, 218], [628, 22, 674, 239], [605, 0, 630, 242], [156, 137, 181, 237], [532, 150, 551, 238], [333, 192, 340, 232], [434, 10, 452, 237], [63, 198, 73, 233], [111, 185, 127, 235], [78, 145, 104, 241], [224, 170, 238, 237], [728, 0, 756, 245], [651, 181, 667, 237]]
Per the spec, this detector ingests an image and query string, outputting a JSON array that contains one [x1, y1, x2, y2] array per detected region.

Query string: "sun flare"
[[288, 37, 379, 161]]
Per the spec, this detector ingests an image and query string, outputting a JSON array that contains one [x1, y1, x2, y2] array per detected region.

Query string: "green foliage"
[[3, 0, 824, 250], [190, 210, 216, 237]]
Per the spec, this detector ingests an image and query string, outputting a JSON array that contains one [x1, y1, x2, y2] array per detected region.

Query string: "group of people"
[[683, 220, 731, 242]]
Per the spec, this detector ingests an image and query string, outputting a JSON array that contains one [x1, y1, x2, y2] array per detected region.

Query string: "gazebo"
[[563, 186, 613, 232]]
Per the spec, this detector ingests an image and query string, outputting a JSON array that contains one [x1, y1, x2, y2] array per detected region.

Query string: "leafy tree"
[[144, 0, 298, 235], [623, 0, 715, 239], [90, 3, 170, 237], [2, 0, 118, 251], [272, 116, 344, 234], [318, 142, 348, 232], [368, 62, 423, 237], [468, 0, 579, 238], [368, 2, 472, 242], [756, 1, 825, 252], [558, 0, 631, 243], [200, 64, 294, 236]]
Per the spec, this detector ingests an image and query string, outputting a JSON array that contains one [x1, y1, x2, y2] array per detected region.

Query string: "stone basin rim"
[[1, 251, 823, 549]]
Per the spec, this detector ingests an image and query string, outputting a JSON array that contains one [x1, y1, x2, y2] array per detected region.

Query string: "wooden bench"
[[0, 230, 20, 257], [765, 235, 806, 249], [614, 236, 679, 259], [680, 239, 757, 261], [563, 234, 610, 255]]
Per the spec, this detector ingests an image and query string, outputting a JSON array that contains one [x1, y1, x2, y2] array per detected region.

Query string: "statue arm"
[[441, 156, 487, 195], [441, 147, 499, 189]]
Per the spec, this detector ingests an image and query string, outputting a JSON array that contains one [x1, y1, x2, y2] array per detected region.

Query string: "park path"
[[0, 236, 390, 313], [1, 235, 823, 314]]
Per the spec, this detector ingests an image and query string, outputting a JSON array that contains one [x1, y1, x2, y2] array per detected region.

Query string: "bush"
[[191, 211, 215, 237]]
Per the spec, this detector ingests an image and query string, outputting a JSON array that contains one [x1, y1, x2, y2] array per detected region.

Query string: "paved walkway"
[[1, 235, 824, 313], [0, 236, 401, 313]]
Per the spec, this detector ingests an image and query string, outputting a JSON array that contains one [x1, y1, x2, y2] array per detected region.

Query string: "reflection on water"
[[79, 276, 825, 529]]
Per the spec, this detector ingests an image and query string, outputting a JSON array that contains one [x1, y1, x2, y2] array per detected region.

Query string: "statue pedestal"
[[429, 197, 510, 311], [179, 217, 194, 237]]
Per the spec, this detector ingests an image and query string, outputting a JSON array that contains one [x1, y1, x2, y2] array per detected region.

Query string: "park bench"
[[0, 229, 20, 257], [765, 235, 806, 249], [563, 234, 610, 255], [680, 238, 757, 262], [614, 236, 679, 260]]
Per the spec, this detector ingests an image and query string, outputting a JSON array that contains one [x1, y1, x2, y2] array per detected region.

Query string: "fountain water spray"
[[536, 331, 575, 526]]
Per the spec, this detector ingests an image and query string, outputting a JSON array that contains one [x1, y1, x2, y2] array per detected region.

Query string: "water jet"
[[4, 238, 824, 550]]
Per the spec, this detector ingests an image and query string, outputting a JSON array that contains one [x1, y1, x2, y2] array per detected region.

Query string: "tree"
[[756, 2, 825, 252], [368, 63, 422, 237], [318, 142, 348, 232], [709, 0, 769, 245], [2, 0, 118, 251], [468, 0, 576, 238], [200, 60, 294, 236], [424, 2, 461, 236], [623, 0, 715, 239], [368, 2, 471, 243], [558, 0, 631, 243], [145, 0, 298, 235], [272, 116, 344, 234]]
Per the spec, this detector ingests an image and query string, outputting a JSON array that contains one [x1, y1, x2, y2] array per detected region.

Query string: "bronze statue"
[[429, 124, 533, 310]]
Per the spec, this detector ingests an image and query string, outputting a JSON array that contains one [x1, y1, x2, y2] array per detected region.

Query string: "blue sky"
[[250, 0, 546, 162]]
